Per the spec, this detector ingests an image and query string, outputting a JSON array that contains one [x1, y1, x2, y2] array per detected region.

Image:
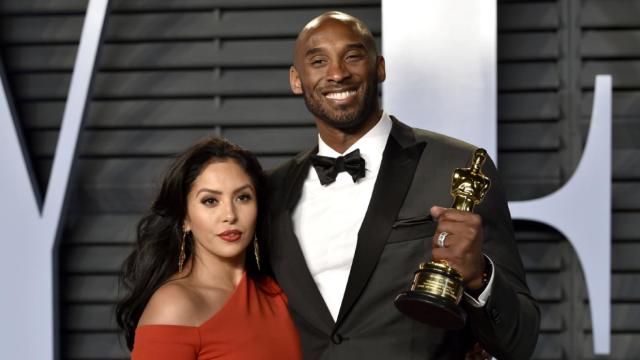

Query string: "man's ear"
[[376, 55, 386, 83], [290, 66, 303, 94]]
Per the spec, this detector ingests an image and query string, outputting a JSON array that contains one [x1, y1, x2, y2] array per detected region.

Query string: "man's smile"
[[325, 90, 357, 100]]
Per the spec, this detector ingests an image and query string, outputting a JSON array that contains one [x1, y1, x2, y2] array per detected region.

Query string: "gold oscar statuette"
[[394, 148, 491, 329]]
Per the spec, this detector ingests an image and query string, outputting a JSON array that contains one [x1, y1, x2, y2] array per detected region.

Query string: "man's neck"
[[316, 109, 383, 154]]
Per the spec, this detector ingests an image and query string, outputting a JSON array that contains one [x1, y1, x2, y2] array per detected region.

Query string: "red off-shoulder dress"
[[131, 274, 302, 360]]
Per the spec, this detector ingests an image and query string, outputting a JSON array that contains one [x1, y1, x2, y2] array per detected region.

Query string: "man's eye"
[[311, 58, 326, 66]]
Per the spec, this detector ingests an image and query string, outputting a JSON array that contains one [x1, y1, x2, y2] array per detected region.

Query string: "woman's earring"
[[253, 234, 261, 271], [178, 230, 187, 272]]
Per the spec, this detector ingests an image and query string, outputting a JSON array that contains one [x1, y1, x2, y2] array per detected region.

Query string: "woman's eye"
[[237, 193, 253, 202], [202, 198, 218, 206]]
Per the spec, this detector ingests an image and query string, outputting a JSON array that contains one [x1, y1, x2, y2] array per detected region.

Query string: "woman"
[[116, 137, 302, 359]]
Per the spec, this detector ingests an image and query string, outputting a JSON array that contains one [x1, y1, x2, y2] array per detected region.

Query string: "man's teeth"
[[326, 90, 356, 100]]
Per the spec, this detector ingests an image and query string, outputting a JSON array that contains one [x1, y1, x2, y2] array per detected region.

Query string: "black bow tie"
[[310, 149, 366, 186]]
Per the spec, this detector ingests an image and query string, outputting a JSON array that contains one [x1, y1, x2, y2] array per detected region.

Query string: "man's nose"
[[327, 61, 350, 82]]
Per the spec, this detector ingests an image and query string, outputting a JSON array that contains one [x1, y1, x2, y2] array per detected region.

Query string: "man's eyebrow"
[[344, 43, 366, 51], [304, 47, 324, 57], [304, 42, 367, 58]]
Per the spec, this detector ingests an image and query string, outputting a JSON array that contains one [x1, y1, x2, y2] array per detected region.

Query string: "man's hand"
[[430, 206, 486, 290]]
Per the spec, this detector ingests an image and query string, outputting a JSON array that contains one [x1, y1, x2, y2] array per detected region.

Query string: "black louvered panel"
[[64, 214, 137, 245], [1, 8, 380, 43], [30, 127, 317, 156], [582, 335, 640, 359], [498, 0, 563, 209], [3, 0, 640, 359], [5, 40, 293, 70], [21, 98, 313, 129], [582, 0, 640, 28], [1, 0, 378, 13], [514, 220, 574, 360], [582, 30, 640, 58], [579, 1, 640, 359], [63, 304, 116, 331], [498, 1, 576, 359], [63, 332, 125, 359]]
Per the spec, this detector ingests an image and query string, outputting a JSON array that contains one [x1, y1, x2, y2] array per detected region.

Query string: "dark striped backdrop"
[[1, 0, 639, 359]]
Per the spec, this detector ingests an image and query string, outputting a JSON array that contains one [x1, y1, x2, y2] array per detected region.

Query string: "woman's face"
[[184, 159, 258, 265]]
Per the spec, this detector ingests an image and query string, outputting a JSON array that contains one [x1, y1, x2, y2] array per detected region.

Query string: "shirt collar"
[[317, 111, 392, 174]]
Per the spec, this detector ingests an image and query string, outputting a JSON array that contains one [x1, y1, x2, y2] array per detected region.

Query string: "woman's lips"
[[218, 230, 242, 242]]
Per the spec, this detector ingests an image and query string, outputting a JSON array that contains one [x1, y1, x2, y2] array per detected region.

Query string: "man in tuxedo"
[[267, 11, 540, 359]]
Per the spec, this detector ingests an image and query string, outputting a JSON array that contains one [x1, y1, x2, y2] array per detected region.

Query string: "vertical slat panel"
[[2, 0, 639, 359]]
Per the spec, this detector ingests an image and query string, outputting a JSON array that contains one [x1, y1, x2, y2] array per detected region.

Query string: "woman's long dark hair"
[[115, 137, 269, 350]]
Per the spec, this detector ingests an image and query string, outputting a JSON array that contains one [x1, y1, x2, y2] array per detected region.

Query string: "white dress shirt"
[[293, 112, 493, 321]]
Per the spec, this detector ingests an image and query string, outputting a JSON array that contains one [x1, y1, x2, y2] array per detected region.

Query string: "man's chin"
[[305, 96, 371, 132], [321, 113, 369, 133]]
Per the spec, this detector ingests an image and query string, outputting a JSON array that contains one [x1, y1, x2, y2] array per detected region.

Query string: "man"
[[267, 11, 540, 359]]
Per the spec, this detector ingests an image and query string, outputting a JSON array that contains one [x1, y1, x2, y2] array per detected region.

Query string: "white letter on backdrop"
[[0, 0, 109, 358], [382, 1, 611, 354]]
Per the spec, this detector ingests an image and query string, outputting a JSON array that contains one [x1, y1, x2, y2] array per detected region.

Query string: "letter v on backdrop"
[[0, 1, 109, 358], [383, 0, 612, 355]]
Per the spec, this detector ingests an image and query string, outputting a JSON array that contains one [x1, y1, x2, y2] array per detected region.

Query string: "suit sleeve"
[[463, 156, 541, 360]]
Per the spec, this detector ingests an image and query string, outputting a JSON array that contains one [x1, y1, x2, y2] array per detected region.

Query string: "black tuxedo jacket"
[[266, 118, 540, 359]]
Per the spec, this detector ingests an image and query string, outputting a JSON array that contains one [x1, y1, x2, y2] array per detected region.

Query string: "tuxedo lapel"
[[273, 147, 335, 333], [335, 119, 426, 327]]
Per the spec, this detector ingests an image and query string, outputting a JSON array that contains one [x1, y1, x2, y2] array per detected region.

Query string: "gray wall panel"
[[1, 0, 378, 13], [64, 214, 138, 244], [21, 98, 313, 129], [499, 32, 559, 60], [499, 92, 560, 121], [31, 127, 317, 156], [612, 274, 640, 301], [63, 304, 116, 331], [613, 212, 640, 241], [498, 3, 559, 30], [11, 69, 293, 99], [582, 0, 640, 28], [2, 8, 380, 43], [582, 30, 640, 58], [62, 275, 119, 302], [582, 60, 640, 88], [63, 332, 125, 359], [519, 243, 564, 271], [498, 123, 561, 150], [62, 245, 131, 273], [499, 62, 560, 90], [2, 0, 639, 358]]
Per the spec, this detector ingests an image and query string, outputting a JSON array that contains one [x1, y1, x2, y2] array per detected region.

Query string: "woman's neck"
[[182, 253, 246, 290]]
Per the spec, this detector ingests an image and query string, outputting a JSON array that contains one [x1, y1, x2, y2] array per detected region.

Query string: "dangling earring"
[[178, 230, 187, 273], [253, 234, 261, 271]]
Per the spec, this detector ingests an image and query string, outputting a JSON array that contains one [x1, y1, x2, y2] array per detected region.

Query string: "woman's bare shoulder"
[[137, 280, 231, 327]]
